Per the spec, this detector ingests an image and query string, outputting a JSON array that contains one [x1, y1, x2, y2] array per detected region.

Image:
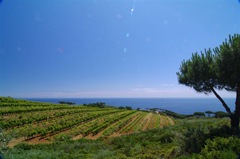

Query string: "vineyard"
[[0, 97, 174, 146]]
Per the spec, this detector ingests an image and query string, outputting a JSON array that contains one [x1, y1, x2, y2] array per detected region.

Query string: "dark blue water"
[[21, 98, 236, 115]]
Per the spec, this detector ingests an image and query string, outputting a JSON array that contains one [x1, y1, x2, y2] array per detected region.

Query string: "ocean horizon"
[[19, 98, 236, 115]]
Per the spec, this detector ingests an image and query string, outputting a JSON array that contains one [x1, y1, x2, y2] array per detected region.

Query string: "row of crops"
[[0, 97, 174, 142]]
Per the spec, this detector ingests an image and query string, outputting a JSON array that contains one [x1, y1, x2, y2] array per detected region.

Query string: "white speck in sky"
[[124, 48, 127, 52], [146, 38, 151, 42], [126, 33, 129, 37]]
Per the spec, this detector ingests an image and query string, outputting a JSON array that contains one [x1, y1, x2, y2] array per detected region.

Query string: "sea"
[[21, 98, 236, 115]]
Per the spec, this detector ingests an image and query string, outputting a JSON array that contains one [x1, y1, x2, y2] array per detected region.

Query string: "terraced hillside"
[[0, 97, 174, 146]]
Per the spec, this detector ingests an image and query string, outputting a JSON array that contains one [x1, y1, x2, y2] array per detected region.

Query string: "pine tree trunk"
[[231, 82, 240, 130], [230, 114, 239, 130]]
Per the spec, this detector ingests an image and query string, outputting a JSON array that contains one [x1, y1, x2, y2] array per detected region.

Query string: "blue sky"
[[0, 0, 239, 98]]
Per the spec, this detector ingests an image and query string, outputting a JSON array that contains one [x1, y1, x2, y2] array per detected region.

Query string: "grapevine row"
[[0, 108, 112, 129], [0, 105, 83, 115], [80, 111, 128, 136], [25, 110, 124, 139], [154, 114, 161, 128], [120, 112, 143, 133], [132, 113, 148, 132], [102, 111, 139, 136], [91, 110, 137, 135], [124, 113, 145, 133]]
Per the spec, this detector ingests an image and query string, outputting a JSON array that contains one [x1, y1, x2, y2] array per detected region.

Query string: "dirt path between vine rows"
[[7, 137, 25, 148], [143, 113, 152, 130], [149, 114, 157, 129], [159, 115, 163, 127], [85, 119, 121, 140], [111, 114, 140, 137], [127, 115, 145, 134], [167, 116, 174, 125]]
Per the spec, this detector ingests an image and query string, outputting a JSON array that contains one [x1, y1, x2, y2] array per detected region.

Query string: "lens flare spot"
[[58, 48, 64, 53], [126, 33, 129, 37], [124, 48, 127, 52]]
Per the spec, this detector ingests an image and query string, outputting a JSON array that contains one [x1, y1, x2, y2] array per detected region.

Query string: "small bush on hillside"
[[178, 137, 240, 159], [201, 137, 240, 158], [214, 111, 228, 118], [54, 133, 71, 142], [174, 126, 209, 155]]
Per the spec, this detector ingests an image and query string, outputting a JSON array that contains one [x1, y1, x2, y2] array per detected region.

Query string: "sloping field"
[[0, 97, 174, 146]]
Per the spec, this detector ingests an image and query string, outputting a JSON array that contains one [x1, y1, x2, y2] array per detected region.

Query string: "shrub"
[[174, 126, 209, 155], [201, 137, 240, 158], [125, 106, 132, 110], [194, 112, 205, 117], [214, 111, 228, 118], [178, 137, 240, 159], [54, 133, 71, 141]]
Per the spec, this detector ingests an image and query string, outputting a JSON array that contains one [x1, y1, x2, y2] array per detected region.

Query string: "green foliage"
[[205, 111, 213, 114], [214, 111, 228, 118], [3, 117, 236, 159], [205, 111, 213, 117], [160, 109, 191, 119], [58, 101, 66, 104], [179, 137, 240, 159], [118, 106, 125, 109], [54, 133, 71, 141], [177, 34, 240, 129], [176, 48, 218, 94], [201, 137, 240, 158], [214, 34, 240, 91], [0, 128, 12, 156], [174, 126, 209, 155], [58, 101, 75, 105], [194, 112, 205, 117], [125, 106, 132, 110], [84, 102, 106, 108], [1, 97, 238, 159]]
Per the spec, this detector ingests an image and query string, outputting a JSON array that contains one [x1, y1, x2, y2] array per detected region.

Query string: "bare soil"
[[159, 115, 163, 127], [6, 113, 174, 147], [143, 113, 152, 130], [167, 116, 174, 125], [111, 114, 139, 136], [149, 114, 157, 129], [7, 137, 25, 148], [127, 115, 144, 134]]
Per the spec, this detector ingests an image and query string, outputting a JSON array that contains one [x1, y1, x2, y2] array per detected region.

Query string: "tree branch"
[[211, 87, 232, 115]]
